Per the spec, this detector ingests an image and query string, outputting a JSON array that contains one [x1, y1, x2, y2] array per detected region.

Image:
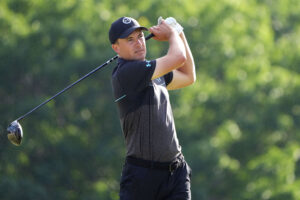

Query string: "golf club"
[[7, 33, 154, 146]]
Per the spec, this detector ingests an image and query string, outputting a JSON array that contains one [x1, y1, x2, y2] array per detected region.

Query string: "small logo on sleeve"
[[146, 60, 151, 67], [154, 77, 165, 86]]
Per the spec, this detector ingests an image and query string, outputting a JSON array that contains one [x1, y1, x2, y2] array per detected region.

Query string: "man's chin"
[[121, 53, 146, 61], [134, 54, 146, 61]]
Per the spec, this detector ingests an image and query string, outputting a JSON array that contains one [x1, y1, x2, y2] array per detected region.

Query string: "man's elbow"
[[187, 75, 196, 86], [191, 73, 196, 84], [174, 52, 187, 67], [180, 52, 187, 64], [187, 71, 196, 86]]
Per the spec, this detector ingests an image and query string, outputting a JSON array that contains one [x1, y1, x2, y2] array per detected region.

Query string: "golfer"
[[109, 16, 196, 200]]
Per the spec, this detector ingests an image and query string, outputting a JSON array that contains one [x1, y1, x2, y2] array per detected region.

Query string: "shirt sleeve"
[[164, 71, 173, 86], [117, 59, 156, 92]]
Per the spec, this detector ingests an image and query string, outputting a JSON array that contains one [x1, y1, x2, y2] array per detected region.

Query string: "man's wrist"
[[168, 31, 181, 44], [168, 29, 178, 41]]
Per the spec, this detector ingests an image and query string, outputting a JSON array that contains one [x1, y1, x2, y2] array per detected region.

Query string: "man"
[[109, 16, 196, 200]]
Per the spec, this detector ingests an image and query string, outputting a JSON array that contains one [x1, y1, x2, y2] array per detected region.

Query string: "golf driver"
[[7, 33, 154, 146]]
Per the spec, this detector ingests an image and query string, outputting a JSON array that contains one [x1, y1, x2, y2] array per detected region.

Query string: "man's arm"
[[167, 32, 196, 90], [149, 20, 187, 80]]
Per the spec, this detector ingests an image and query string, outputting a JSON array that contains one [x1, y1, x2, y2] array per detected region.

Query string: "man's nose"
[[135, 39, 143, 46]]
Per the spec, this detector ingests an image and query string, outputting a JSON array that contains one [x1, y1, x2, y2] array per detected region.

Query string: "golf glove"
[[157, 16, 183, 34]]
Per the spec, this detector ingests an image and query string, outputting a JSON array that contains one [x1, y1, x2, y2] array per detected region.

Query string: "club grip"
[[145, 33, 154, 41]]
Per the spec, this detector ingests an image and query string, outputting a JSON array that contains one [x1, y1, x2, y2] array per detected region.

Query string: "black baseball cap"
[[109, 17, 148, 44]]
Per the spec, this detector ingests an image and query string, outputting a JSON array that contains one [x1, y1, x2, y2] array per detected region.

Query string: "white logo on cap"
[[122, 17, 131, 24]]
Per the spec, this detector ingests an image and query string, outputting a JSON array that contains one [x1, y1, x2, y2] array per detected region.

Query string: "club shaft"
[[16, 33, 154, 122]]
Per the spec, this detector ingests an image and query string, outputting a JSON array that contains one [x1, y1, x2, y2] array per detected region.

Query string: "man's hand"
[[157, 17, 183, 35], [165, 17, 183, 34], [149, 20, 177, 41]]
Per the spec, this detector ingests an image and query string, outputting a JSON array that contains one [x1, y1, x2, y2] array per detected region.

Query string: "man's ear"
[[111, 43, 120, 54]]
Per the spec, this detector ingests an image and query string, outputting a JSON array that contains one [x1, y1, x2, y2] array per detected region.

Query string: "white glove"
[[157, 16, 183, 34]]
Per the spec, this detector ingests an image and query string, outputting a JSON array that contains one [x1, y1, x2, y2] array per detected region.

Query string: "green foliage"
[[0, 0, 300, 199]]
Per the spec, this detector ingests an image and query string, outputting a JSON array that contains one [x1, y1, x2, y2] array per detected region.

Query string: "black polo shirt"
[[111, 58, 181, 162]]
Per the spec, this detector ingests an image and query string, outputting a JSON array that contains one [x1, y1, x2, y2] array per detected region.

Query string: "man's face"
[[112, 29, 146, 61]]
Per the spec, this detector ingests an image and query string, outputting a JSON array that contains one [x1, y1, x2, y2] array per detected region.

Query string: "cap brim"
[[119, 26, 148, 39]]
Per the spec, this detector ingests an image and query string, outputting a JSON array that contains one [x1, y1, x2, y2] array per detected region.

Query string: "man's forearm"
[[178, 32, 196, 82], [167, 32, 186, 64]]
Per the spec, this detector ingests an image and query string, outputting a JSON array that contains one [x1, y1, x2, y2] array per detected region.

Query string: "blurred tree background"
[[0, 0, 300, 199]]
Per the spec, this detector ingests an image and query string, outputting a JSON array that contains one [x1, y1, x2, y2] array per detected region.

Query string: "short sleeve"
[[117, 59, 156, 92], [164, 71, 173, 86]]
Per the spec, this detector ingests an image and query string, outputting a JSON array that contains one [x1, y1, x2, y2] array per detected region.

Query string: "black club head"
[[7, 120, 23, 146]]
